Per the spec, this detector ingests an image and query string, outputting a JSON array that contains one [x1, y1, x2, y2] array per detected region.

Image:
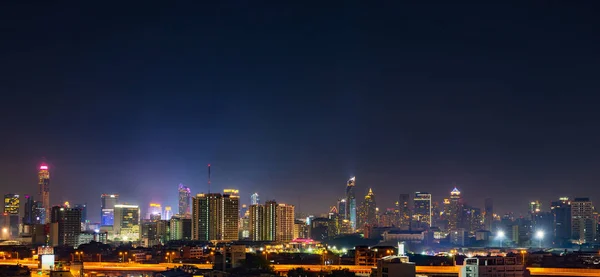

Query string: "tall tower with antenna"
[[38, 163, 50, 224]]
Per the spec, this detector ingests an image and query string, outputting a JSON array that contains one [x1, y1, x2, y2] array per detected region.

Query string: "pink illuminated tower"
[[38, 164, 50, 223]]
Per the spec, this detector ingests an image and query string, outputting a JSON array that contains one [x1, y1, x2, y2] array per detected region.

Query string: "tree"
[[287, 267, 317, 277]]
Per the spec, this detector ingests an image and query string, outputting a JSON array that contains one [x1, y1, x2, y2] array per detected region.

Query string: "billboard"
[[41, 255, 55, 271]]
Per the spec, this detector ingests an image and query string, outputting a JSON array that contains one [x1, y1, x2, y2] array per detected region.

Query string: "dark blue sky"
[[1, 2, 600, 221]]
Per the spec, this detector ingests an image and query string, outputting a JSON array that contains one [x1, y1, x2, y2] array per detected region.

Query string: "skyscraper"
[[73, 204, 87, 225], [276, 203, 295, 242], [32, 201, 44, 224], [50, 206, 82, 246], [251, 193, 259, 205], [113, 204, 141, 242], [148, 203, 162, 219], [358, 188, 377, 229], [23, 195, 33, 225], [551, 197, 571, 246], [448, 187, 462, 232], [178, 184, 191, 217], [571, 197, 595, 243], [38, 164, 50, 223], [413, 192, 432, 228], [249, 200, 278, 241], [163, 206, 173, 220], [4, 194, 20, 237], [337, 198, 347, 220], [346, 177, 356, 230], [191, 190, 239, 242], [397, 194, 411, 228], [484, 198, 493, 231], [100, 194, 118, 226]]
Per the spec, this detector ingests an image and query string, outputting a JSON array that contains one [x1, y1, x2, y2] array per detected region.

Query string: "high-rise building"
[[337, 199, 347, 220], [163, 206, 173, 220], [178, 184, 191, 217], [484, 198, 493, 231], [551, 197, 571, 246], [32, 201, 44, 224], [571, 197, 595, 243], [50, 206, 82, 246], [346, 177, 357, 230], [413, 192, 432, 228], [276, 203, 295, 242], [170, 215, 191, 240], [251, 193, 259, 205], [249, 200, 278, 241], [4, 194, 19, 215], [397, 194, 411, 228], [23, 195, 33, 225], [448, 187, 462, 232], [529, 200, 542, 221], [148, 203, 162, 219], [100, 194, 118, 226], [191, 190, 239, 242], [38, 164, 50, 223], [358, 188, 377, 229], [74, 204, 87, 223], [222, 189, 240, 241], [114, 204, 141, 242]]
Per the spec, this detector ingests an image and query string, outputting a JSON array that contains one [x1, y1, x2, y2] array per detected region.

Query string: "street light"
[[520, 250, 527, 265], [496, 231, 505, 248], [535, 230, 544, 248]]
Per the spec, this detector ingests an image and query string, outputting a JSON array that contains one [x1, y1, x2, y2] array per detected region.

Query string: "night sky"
[[1, 2, 600, 222]]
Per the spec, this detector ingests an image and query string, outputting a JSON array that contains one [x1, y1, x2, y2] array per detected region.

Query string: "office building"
[[191, 190, 239, 242], [413, 192, 432, 228], [148, 203, 162, 219], [38, 164, 50, 223], [276, 203, 295, 242], [23, 195, 33, 225], [100, 194, 118, 226], [571, 197, 595, 243], [448, 187, 462, 232], [358, 188, 377, 229], [551, 197, 571, 246], [114, 204, 141, 242], [346, 176, 357, 230], [251, 193, 259, 205], [460, 256, 528, 277], [74, 204, 87, 223], [397, 194, 411, 228], [310, 217, 333, 240], [337, 198, 347, 220], [178, 184, 191, 217], [170, 215, 191, 240], [50, 206, 82, 246], [163, 206, 172, 220], [4, 194, 19, 215], [32, 201, 44, 224], [484, 198, 493, 232]]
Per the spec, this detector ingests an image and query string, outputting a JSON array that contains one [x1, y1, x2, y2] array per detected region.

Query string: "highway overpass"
[[2, 260, 600, 276]]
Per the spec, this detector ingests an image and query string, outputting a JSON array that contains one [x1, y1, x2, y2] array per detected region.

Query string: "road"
[[2, 260, 600, 276]]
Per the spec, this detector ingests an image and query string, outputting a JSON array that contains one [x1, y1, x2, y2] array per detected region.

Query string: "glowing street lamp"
[[535, 230, 544, 248], [496, 231, 505, 248]]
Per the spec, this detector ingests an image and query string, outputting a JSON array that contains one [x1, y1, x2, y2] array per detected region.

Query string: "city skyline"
[[2, 3, 600, 223]]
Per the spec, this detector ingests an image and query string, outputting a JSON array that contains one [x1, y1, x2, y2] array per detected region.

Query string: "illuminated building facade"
[[571, 197, 595, 243], [346, 177, 357, 230], [178, 184, 191, 217], [276, 203, 295, 242], [484, 198, 493, 231], [358, 188, 377, 229], [338, 198, 347, 220], [114, 204, 141, 241], [448, 187, 462, 232], [397, 194, 411, 228], [191, 190, 239, 242], [163, 206, 172, 220], [249, 204, 264, 241], [32, 201, 44, 224], [170, 215, 192, 240], [100, 194, 118, 226], [38, 164, 50, 223], [74, 204, 87, 223], [148, 203, 162, 219], [413, 192, 432, 228], [251, 193, 259, 205], [4, 194, 19, 215]]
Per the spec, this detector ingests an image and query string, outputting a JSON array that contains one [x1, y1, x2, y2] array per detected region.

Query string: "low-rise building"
[[371, 255, 416, 277], [460, 257, 529, 277]]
